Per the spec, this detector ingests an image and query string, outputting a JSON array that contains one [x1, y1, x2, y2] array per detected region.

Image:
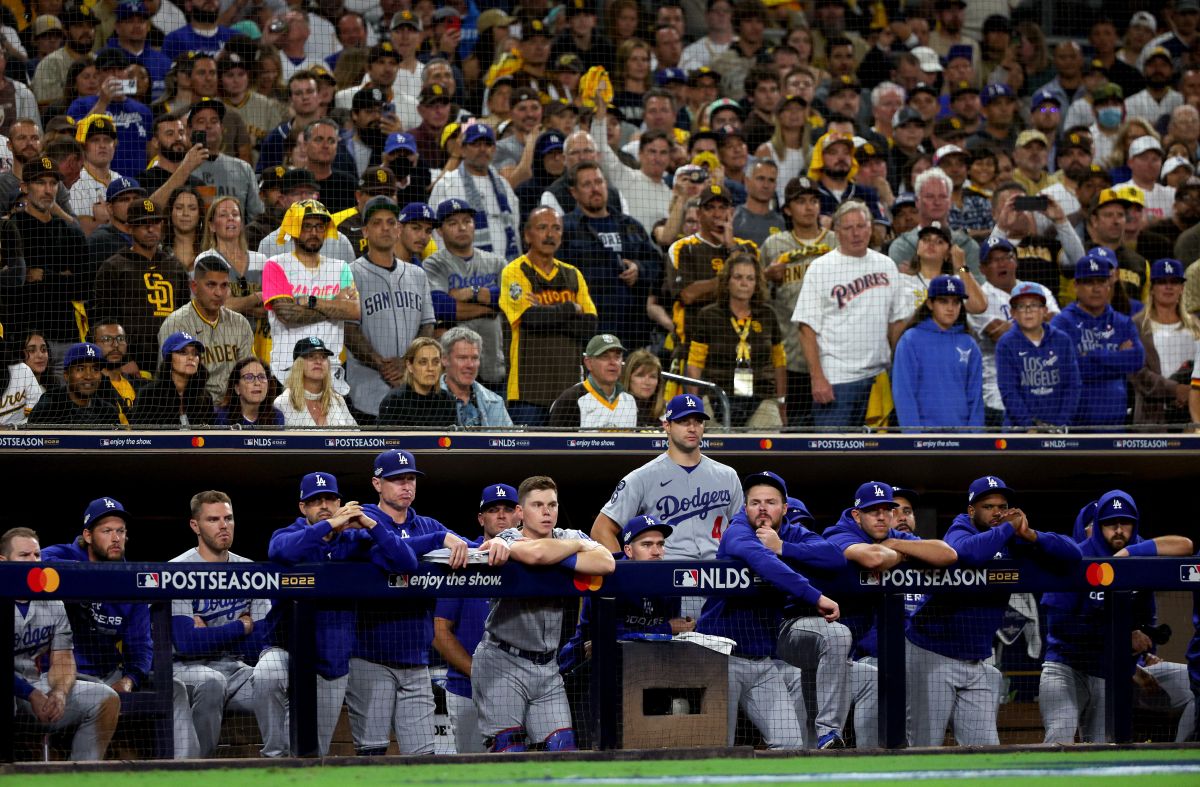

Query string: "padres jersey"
[[498, 256, 598, 406], [486, 527, 594, 652], [665, 234, 759, 346], [93, 248, 192, 371], [262, 252, 355, 390], [347, 256, 435, 417], [14, 599, 72, 682], [759, 228, 837, 373], [158, 303, 255, 402], [601, 453, 744, 560], [0, 363, 43, 426], [169, 548, 271, 661]]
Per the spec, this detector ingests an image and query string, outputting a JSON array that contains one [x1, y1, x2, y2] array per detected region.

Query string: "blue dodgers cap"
[[479, 483, 518, 511], [944, 43, 973, 64], [1095, 489, 1138, 523], [398, 202, 435, 223], [889, 484, 919, 503], [743, 470, 788, 499], [655, 67, 687, 86], [535, 130, 564, 156], [106, 176, 145, 201], [981, 236, 1015, 258], [622, 514, 673, 545], [1030, 88, 1061, 108], [462, 123, 496, 145], [1009, 281, 1047, 304], [384, 132, 417, 155], [116, 0, 150, 20], [980, 83, 1015, 105], [63, 342, 104, 368], [1074, 250, 1115, 280], [927, 274, 968, 300], [373, 449, 425, 479], [785, 497, 815, 526], [436, 198, 474, 222], [1151, 258, 1186, 281], [83, 496, 130, 528], [663, 393, 710, 422], [299, 471, 340, 501], [968, 475, 1016, 503], [853, 481, 898, 510], [161, 331, 204, 359]]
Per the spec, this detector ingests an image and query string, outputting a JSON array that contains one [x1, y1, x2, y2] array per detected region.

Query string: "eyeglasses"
[[240, 373, 269, 383], [1011, 303, 1044, 312], [95, 335, 128, 345], [1036, 106, 1060, 114]]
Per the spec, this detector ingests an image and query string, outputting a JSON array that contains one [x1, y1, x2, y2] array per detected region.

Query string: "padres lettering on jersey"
[[832, 272, 890, 309]]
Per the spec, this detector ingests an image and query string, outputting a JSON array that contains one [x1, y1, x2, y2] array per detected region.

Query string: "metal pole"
[[592, 596, 619, 750], [1103, 590, 1133, 743], [877, 593, 907, 749]]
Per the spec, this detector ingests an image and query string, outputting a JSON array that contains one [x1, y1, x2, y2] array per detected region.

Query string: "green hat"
[[584, 334, 626, 357]]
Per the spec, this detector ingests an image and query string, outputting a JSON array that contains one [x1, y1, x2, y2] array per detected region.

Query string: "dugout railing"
[[3, 557, 1197, 759]]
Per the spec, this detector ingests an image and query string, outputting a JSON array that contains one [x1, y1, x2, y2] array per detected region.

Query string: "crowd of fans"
[[1, 0, 1200, 431]]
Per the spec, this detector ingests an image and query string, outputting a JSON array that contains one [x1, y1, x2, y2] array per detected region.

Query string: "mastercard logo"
[[27, 567, 60, 593], [573, 574, 603, 592], [1085, 562, 1114, 586]]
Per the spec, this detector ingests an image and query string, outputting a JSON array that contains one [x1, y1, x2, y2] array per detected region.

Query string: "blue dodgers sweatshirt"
[[558, 553, 682, 674], [891, 319, 984, 430], [40, 541, 152, 687], [434, 534, 494, 698], [906, 513, 1081, 660], [353, 504, 459, 667], [822, 510, 921, 659], [1042, 490, 1158, 677], [1050, 302, 1145, 426], [696, 510, 843, 658], [995, 324, 1081, 428], [265, 517, 418, 679]]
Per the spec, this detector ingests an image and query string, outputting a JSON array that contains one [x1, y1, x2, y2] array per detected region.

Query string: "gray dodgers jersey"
[[422, 246, 508, 383], [169, 549, 272, 660], [485, 527, 592, 653], [15, 599, 73, 682], [601, 453, 744, 560], [347, 256, 435, 416]]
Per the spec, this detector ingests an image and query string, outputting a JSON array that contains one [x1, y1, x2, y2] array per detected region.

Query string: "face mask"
[[1096, 107, 1122, 129], [191, 9, 219, 24]]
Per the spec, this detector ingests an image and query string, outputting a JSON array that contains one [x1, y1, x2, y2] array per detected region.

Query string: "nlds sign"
[[673, 567, 752, 589]]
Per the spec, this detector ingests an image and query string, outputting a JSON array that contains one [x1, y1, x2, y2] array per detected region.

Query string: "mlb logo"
[[674, 569, 699, 588], [1181, 565, 1200, 583], [859, 570, 881, 586], [388, 574, 410, 588], [136, 573, 160, 588]]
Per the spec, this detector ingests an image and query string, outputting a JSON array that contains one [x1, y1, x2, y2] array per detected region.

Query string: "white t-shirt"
[[273, 390, 357, 428], [967, 279, 1061, 410], [1114, 180, 1175, 223], [261, 252, 355, 393], [791, 248, 913, 385], [0, 363, 42, 426], [1150, 320, 1198, 377]]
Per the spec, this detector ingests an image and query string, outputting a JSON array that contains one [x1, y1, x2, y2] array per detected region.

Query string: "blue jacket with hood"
[[891, 318, 984, 430], [995, 322, 1081, 428], [906, 512, 1082, 660], [1042, 491, 1158, 677]]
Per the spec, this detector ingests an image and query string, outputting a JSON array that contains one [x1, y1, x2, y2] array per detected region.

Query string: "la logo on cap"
[[1089, 260, 1099, 271], [873, 484, 884, 498], [987, 477, 998, 487], [494, 486, 507, 497], [397, 453, 409, 464], [87, 346, 96, 356], [685, 396, 696, 407], [1112, 499, 1122, 510], [104, 498, 115, 508], [315, 475, 327, 487], [947, 281, 956, 292]]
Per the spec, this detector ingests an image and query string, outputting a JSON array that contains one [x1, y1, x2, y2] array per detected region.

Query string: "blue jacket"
[[433, 596, 488, 698], [697, 510, 843, 658], [266, 516, 418, 679], [558, 208, 663, 350], [105, 37, 173, 101], [559, 553, 681, 673], [906, 513, 1081, 660], [162, 25, 235, 62], [995, 324, 1081, 428], [67, 95, 154, 176], [1050, 302, 1144, 427], [892, 318, 984, 430], [40, 541, 152, 687], [352, 504, 459, 667], [823, 509, 921, 659], [1042, 490, 1157, 677]]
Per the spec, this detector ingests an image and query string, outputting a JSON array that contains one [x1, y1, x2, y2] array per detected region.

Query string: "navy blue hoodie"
[[906, 512, 1081, 660], [697, 509, 845, 658], [1042, 490, 1158, 677], [892, 318, 984, 430], [823, 509, 922, 659], [41, 540, 153, 688], [995, 323, 1081, 428], [1050, 302, 1144, 426]]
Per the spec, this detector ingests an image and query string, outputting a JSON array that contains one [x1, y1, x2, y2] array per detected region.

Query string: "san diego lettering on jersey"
[[363, 288, 426, 317]]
